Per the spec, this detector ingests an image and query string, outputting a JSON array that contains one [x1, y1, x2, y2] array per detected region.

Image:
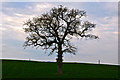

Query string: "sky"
[[1, 2, 118, 65]]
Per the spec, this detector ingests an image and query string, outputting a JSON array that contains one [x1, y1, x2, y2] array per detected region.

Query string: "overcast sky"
[[1, 2, 118, 65]]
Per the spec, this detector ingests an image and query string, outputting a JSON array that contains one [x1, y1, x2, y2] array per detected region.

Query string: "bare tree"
[[23, 5, 98, 75]]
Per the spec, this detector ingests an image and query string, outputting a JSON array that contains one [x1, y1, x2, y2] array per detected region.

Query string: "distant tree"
[[23, 5, 98, 75]]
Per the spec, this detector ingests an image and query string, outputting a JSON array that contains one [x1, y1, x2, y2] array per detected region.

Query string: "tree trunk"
[[56, 44, 63, 75]]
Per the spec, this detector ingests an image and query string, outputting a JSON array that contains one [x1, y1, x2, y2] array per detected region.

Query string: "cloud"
[[96, 16, 118, 36], [33, 3, 54, 12], [2, 3, 55, 41], [2, 14, 25, 41], [85, 15, 118, 37]]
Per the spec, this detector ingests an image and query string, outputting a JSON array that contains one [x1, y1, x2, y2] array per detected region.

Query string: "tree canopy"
[[23, 5, 98, 55]]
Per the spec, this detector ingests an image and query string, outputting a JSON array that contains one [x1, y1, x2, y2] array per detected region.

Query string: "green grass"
[[2, 59, 120, 79]]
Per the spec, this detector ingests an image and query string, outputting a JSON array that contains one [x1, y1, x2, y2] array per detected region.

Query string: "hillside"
[[2, 59, 119, 80]]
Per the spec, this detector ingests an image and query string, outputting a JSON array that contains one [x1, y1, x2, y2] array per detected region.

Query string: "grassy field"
[[2, 60, 120, 79]]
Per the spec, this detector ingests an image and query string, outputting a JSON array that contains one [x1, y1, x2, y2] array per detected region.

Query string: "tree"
[[23, 5, 98, 75]]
